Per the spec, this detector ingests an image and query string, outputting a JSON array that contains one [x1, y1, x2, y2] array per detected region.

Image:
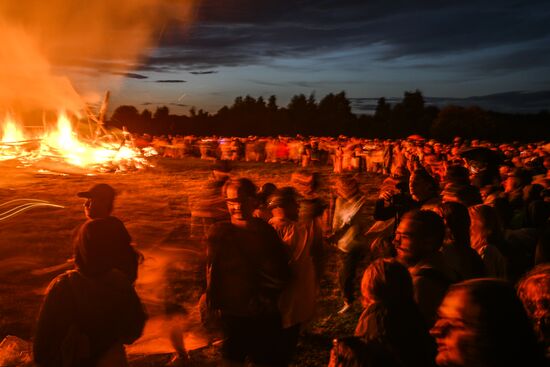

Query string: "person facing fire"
[[74, 183, 139, 283], [206, 178, 290, 366], [33, 183, 146, 367]]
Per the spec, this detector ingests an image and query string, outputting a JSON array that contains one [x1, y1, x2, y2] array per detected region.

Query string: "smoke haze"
[[0, 1, 197, 117]]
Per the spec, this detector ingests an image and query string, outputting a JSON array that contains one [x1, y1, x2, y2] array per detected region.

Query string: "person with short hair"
[[394, 210, 455, 326], [409, 168, 441, 211], [206, 178, 290, 366]]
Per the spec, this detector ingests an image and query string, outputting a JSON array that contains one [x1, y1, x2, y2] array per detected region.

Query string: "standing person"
[[394, 210, 455, 327], [438, 202, 485, 281], [329, 175, 370, 313], [206, 178, 290, 366], [268, 187, 317, 363], [291, 171, 328, 283], [34, 184, 147, 367], [74, 183, 139, 283], [355, 259, 437, 367], [468, 204, 508, 279]]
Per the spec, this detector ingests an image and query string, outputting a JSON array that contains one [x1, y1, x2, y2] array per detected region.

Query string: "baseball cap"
[[77, 183, 116, 202]]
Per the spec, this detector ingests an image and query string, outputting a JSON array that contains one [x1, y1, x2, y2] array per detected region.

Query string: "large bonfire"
[[0, 107, 156, 173]]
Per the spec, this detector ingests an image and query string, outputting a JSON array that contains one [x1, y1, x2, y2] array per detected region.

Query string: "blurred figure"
[[517, 264, 550, 358], [329, 175, 370, 313], [268, 187, 317, 363], [468, 204, 508, 279], [441, 165, 482, 207], [355, 259, 436, 367], [254, 182, 277, 222], [291, 170, 327, 284], [394, 210, 455, 326], [439, 202, 485, 281], [328, 337, 400, 367], [206, 178, 290, 366], [190, 160, 231, 240], [431, 279, 546, 367]]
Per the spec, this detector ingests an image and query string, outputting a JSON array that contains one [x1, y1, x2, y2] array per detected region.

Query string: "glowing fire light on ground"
[[0, 112, 156, 172]]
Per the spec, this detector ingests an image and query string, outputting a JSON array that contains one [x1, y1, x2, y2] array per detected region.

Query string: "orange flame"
[[0, 113, 156, 171]]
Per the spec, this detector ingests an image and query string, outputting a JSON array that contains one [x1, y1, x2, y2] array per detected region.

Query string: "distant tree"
[[110, 105, 140, 130], [431, 105, 495, 141], [317, 91, 355, 135], [374, 97, 391, 122], [153, 106, 170, 120], [267, 95, 278, 112], [387, 90, 428, 137], [141, 109, 152, 121]]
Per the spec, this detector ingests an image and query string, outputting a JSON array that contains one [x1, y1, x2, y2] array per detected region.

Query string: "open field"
[[0, 157, 384, 366]]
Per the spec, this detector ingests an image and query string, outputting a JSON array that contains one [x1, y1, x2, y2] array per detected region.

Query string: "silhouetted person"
[[74, 183, 139, 283], [439, 202, 485, 281], [34, 184, 146, 366], [355, 258, 436, 367], [468, 204, 508, 279]]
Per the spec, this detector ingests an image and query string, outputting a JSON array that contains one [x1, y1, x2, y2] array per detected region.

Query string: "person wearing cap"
[[75, 183, 139, 283], [34, 184, 146, 367]]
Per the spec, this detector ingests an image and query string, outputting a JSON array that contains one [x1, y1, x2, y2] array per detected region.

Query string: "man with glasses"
[[394, 209, 455, 327], [206, 178, 290, 366]]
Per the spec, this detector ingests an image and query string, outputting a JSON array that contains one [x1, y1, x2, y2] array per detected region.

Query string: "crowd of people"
[[33, 133, 550, 367]]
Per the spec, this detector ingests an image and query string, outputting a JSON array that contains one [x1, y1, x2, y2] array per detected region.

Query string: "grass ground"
[[0, 157, 384, 366]]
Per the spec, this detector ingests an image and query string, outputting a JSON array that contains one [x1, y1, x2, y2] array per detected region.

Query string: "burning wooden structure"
[[0, 92, 156, 173]]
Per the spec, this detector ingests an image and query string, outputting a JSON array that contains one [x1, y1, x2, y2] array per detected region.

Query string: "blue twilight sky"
[[106, 0, 550, 114]]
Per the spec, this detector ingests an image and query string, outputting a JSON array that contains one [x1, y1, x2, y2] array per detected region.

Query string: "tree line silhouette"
[[108, 90, 549, 142]]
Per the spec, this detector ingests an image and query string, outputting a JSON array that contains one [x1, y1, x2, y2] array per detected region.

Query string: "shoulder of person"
[[45, 270, 86, 299], [412, 262, 453, 287], [207, 220, 233, 239]]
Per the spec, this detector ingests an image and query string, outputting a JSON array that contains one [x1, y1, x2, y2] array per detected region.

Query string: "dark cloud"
[[189, 70, 218, 75], [155, 79, 186, 83], [139, 0, 550, 76], [111, 71, 149, 79], [350, 90, 550, 114]]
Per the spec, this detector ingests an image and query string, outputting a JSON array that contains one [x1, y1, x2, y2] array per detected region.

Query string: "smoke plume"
[[0, 1, 197, 117]]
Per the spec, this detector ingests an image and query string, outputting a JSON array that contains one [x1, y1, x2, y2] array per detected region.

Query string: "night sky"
[[105, 0, 550, 113]]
